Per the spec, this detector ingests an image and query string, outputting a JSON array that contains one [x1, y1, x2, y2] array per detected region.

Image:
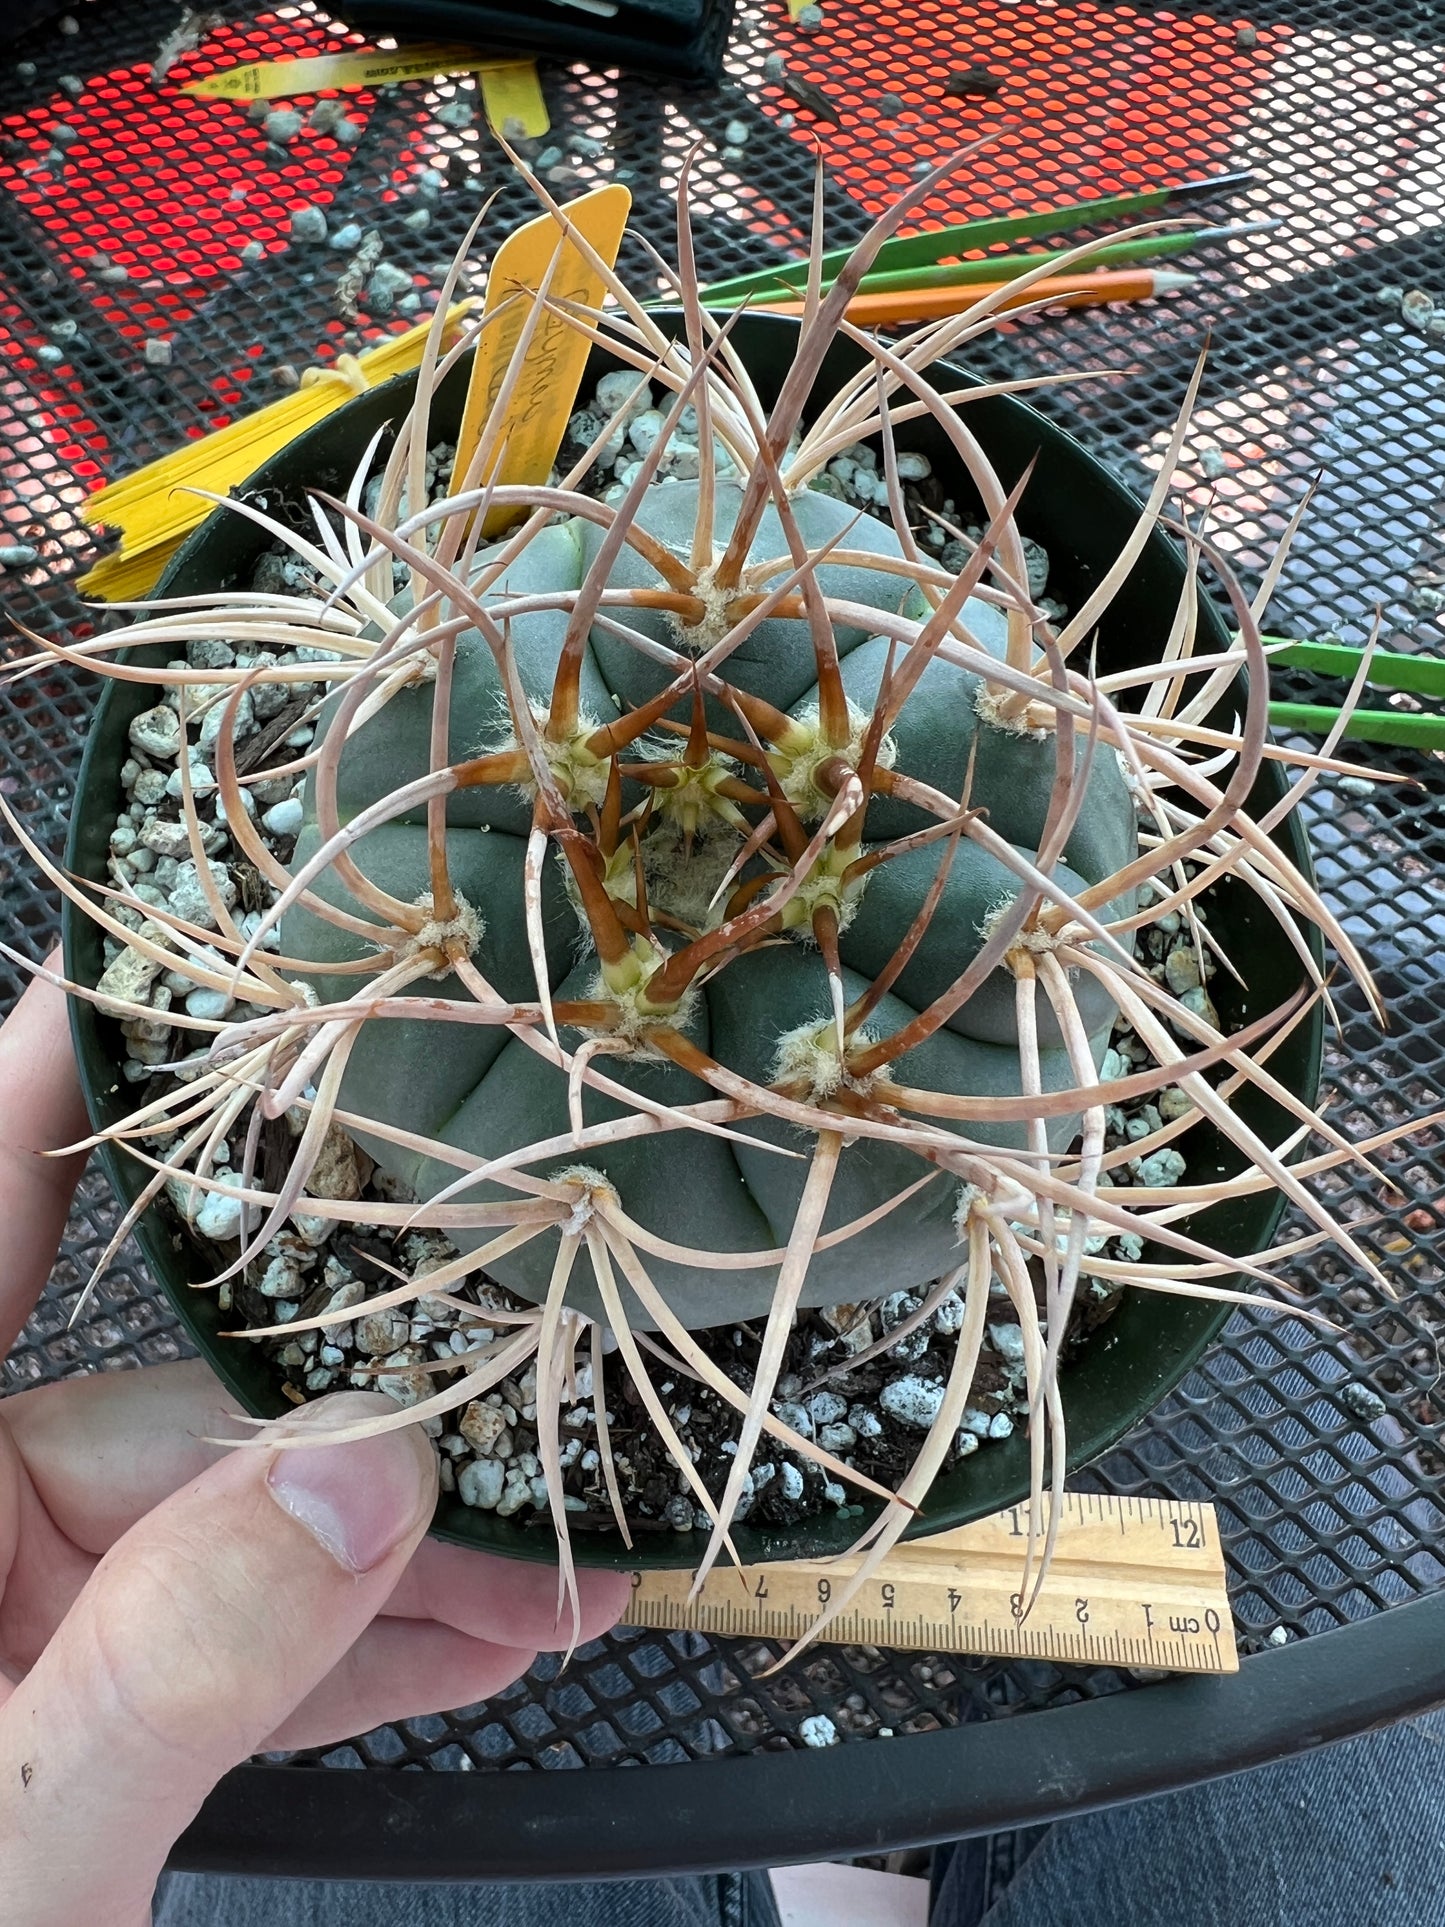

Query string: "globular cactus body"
[[284, 475, 1138, 1328]]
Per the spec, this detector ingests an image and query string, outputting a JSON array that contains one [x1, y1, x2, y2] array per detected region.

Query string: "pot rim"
[[61, 311, 1325, 1568]]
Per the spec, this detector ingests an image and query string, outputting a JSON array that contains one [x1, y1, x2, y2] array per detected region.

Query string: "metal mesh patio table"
[[1, 0, 1442, 1879]]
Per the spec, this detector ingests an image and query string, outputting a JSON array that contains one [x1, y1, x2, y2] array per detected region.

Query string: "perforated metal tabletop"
[[1, 0, 1443, 1881]]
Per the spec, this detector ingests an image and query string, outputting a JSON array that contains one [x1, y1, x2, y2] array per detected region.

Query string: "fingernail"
[[266, 1404, 433, 1574]]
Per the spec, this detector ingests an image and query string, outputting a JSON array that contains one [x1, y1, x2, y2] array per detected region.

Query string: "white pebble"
[[329, 222, 363, 251], [264, 110, 303, 145], [459, 1459, 506, 1509], [257, 1255, 305, 1299], [128, 705, 182, 760], [933, 1291, 965, 1334], [1164, 945, 1201, 994], [627, 408, 665, 455], [262, 797, 304, 837], [195, 1178, 246, 1243], [368, 262, 414, 306], [799, 1714, 839, 1747], [138, 817, 194, 860], [1179, 985, 1219, 1027], [1135, 1148, 1187, 1188], [773, 1399, 813, 1439], [289, 205, 328, 244], [185, 988, 232, 1022], [724, 119, 750, 146], [879, 1376, 946, 1431], [167, 859, 236, 929], [778, 1462, 805, 1503], [459, 1400, 510, 1457], [165, 761, 216, 800], [595, 369, 652, 416], [989, 1323, 1026, 1366], [144, 338, 173, 368], [895, 451, 932, 480]]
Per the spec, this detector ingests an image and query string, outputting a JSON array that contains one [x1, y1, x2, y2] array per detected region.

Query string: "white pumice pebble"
[[879, 1377, 946, 1430], [799, 1714, 839, 1747], [262, 797, 304, 837], [194, 1178, 246, 1244], [290, 205, 328, 244]]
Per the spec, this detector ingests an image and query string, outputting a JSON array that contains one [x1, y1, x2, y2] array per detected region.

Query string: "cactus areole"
[[284, 468, 1138, 1331]]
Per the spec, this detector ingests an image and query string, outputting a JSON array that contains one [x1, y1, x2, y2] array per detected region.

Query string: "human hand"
[[0, 967, 633, 1927]]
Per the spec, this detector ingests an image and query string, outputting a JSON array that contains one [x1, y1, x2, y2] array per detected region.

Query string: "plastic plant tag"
[[79, 306, 473, 600], [478, 61, 550, 138], [454, 184, 631, 537], [179, 44, 515, 99]]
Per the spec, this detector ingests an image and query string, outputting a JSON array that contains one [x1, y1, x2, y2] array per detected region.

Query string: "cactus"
[[15, 160, 1408, 1650]]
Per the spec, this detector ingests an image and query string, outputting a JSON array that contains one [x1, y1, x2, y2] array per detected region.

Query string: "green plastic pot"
[[62, 312, 1324, 1568]]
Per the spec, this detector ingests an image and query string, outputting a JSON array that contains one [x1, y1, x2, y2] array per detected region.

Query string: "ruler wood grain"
[[625, 1494, 1237, 1674]]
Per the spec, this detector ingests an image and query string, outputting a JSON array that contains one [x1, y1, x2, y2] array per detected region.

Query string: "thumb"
[[0, 1394, 435, 1927]]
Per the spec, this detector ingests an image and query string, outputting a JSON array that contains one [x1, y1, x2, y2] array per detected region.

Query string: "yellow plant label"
[[454, 185, 631, 537], [79, 305, 473, 601], [786, 0, 816, 18], [478, 62, 550, 138], [182, 44, 521, 100]]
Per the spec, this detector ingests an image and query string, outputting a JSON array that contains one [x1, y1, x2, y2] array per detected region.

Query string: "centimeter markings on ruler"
[[625, 1493, 1238, 1675]]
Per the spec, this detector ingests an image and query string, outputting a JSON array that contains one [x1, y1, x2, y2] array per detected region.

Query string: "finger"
[[0, 958, 92, 1352], [3, 1360, 231, 1552], [260, 1617, 538, 1753], [385, 1538, 635, 1652], [7, 1361, 635, 1650], [0, 1393, 434, 1927]]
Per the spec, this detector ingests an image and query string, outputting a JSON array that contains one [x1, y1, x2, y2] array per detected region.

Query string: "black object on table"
[[1, 0, 1443, 1881], [345, 0, 738, 84]]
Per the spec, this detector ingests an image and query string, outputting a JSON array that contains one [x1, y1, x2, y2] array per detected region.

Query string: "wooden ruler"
[[626, 1494, 1237, 1675]]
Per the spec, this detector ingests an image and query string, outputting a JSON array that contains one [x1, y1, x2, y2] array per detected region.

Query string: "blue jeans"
[[155, 1709, 1445, 1924]]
